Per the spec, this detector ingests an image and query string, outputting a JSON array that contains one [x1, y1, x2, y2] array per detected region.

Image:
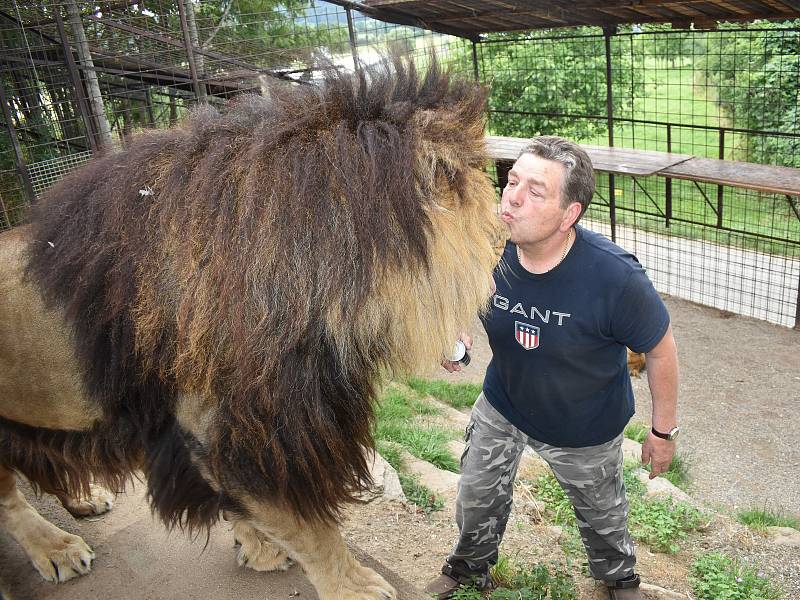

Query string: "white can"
[[450, 340, 471, 366]]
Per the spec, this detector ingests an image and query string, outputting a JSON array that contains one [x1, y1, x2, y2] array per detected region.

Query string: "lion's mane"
[[20, 58, 499, 526]]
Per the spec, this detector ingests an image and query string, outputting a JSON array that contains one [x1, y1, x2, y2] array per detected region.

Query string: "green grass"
[[376, 440, 404, 471], [578, 63, 800, 255], [623, 464, 704, 553], [373, 385, 459, 511], [623, 423, 692, 490], [530, 474, 576, 527], [690, 552, 782, 600], [374, 386, 459, 472], [660, 454, 692, 490], [736, 508, 800, 532], [628, 495, 703, 553], [451, 557, 578, 600], [529, 464, 703, 555], [405, 376, 483, 410], [582, 62, 728, 156], [376, 440, 444, 513], [623, 422, 648, 444], [398, 471, 444, 513]]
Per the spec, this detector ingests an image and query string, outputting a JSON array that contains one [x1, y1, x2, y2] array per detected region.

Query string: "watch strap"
[[651, 426, 678, 440]]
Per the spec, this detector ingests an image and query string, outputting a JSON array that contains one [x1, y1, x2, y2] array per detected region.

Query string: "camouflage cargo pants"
[[446, 393, 636, 584]]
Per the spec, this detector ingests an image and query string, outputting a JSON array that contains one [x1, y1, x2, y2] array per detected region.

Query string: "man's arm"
[[641, 323, 679, 479]]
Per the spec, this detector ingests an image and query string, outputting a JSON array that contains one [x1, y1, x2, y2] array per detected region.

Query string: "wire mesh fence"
[[1, 2, 798, 327]]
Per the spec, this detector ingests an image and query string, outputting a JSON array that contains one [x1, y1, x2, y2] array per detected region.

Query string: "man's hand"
[[442, 334, 473, 372], [641, 432, 676, 479]]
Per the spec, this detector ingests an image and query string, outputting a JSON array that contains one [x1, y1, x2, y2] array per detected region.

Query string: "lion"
[[0, 58, 501, 599]]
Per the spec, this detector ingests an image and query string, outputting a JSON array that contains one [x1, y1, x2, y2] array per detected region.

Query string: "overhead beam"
[[323, 0, 480, 41]]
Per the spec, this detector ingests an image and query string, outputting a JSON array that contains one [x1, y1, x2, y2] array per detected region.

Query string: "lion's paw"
[[324, 566, 397, 600], [29, 529, 95, 583], [57, 484, 115, 518], [232, 521, 293, 572]]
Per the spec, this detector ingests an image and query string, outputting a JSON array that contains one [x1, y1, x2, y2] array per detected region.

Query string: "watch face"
[[667, 427, 680, 440]]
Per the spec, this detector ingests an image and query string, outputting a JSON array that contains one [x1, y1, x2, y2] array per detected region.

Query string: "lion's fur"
[[1, 58, 500, 527]]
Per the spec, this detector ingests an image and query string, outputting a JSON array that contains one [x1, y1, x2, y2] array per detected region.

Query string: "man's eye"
[[507, 181, 517, 187]]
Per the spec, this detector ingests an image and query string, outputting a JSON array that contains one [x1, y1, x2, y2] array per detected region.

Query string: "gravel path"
[[430, 294, 800, 517]]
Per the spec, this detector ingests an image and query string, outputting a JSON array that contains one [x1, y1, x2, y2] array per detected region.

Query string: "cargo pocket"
[[459, 420, 475, 470], [592, 463, 625, 510]]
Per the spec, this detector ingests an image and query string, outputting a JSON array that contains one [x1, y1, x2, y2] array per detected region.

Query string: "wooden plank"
[[485, 135, 694, 176], [661, 157, 800, 196]]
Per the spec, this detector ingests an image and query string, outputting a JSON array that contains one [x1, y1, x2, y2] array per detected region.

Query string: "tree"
[[448, 28, 634, 142], [697, 20, 800, 166]]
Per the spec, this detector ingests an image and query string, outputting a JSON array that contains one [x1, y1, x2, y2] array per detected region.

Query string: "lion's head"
[[26, 57, 502, 524]]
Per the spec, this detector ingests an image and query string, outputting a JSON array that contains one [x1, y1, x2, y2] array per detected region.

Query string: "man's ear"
[[562, 201, 582, 230]]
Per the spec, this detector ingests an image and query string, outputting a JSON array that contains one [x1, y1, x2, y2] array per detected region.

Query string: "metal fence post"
[[345, 7, 360, 73], [64, 0, 113, 147], [665, 123, 672, 228], [53, 3, 98, 151], [472, 40, 479, 82], [0, 81, 37, 205], [717, 127, 725, 228], [795, 274, 800, 330], [604, 26, 616, 242], [177, 0, 206, 103]]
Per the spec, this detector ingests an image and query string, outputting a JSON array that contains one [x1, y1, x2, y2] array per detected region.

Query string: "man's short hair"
[[518, 136, 595, 221]]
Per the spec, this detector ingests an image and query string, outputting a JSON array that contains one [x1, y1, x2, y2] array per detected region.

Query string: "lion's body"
[[0, 226, 98, 431], [0, 60, 501, 598]]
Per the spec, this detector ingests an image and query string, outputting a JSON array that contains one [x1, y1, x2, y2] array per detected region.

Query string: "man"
[[425, 136, 679, 600]]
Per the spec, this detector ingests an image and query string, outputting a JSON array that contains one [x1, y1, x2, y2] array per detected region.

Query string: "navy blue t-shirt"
[[481, 225, 670, 448]]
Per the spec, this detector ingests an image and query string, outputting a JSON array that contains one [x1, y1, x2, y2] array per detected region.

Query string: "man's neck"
[[517, 228, 574, 274]]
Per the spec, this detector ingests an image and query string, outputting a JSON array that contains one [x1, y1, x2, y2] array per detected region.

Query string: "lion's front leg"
[[244, 499, 396, 600], [0, 466, 94, 582], [53, 482, 115, 518], [227, 516, 293, 572]]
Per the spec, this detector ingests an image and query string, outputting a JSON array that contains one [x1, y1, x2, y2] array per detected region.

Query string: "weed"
[[492, 561, 578, 600], [737, 508, 800, 532], [397, 471, 444, 513], [623, 422, 648, 443], [406, 377, 483, 409], [621, 462, 647, 497], [623, 462, 703, 553], [557, 527, 585, 560], [623, 426, 692, 490], [533, 467, 701, 554], [490, 554, 517, 589], [450, 587, 485, 600], [628, 495, 703, 553], [661, 453, 692, 490], [451, 559, 579, 600], [531, 475, 576, 527], [690, 552, 782, 599]]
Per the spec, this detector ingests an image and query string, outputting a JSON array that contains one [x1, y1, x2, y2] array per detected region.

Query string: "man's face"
[[500, 153, 571, 246]]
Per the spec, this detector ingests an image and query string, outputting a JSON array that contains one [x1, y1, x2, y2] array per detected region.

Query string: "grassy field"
[[573, 61, 800, 254]]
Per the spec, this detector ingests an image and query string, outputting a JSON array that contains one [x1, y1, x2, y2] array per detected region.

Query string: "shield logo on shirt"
[[515, 321, 540, 350]]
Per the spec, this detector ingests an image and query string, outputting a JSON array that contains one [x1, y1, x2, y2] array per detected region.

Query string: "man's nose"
[[504, 186, 522, 208]]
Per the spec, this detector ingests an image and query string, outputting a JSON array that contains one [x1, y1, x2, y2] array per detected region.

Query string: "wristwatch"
[[651, 426, 680, 441]]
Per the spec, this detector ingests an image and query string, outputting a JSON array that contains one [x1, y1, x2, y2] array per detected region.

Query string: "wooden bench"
[[486, 135, 800, 197]]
